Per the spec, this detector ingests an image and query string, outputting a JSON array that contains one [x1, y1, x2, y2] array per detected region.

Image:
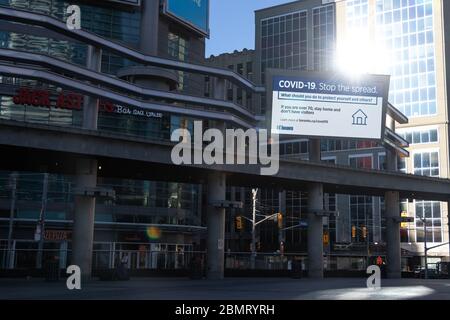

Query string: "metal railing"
[[0, 247, 377, 273], [0, 248, 205, 271]]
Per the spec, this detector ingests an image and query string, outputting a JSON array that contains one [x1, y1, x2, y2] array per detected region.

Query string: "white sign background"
[[269, 72, 389, 140]]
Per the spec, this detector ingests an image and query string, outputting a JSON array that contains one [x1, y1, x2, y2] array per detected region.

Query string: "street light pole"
[[6, 172, 17, 269], [423, 217, 428, 279], [367, 231, 370, 268], [250, 188, 258, 270], [36, 173, 49, 269]]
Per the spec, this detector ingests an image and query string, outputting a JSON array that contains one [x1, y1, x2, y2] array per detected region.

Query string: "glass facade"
[[0, 0, 204, 141], [346, 0, 369, 31], [345, 0, 446, 250], [412, 149, 442, 243], [415, 201, 442, 243], [413, 150, 439, 176], [397, 127, 438, 144], [0, 0, 140, 74], [346, 0, 437, 117], [0, 0, 206, 255], [313, 4, 335, 71], [260, 11, 307, 115], [261, 10, 308, 80], [349, 155, 374, 243], [0, 171, 201, 227], [168, 31, 189, 92], [375, 0, 437, 118]]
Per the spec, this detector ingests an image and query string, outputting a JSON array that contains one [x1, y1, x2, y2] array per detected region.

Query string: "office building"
[[207, 0, 450, 270]]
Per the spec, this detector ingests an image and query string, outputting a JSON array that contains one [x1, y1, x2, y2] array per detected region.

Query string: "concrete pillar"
[[307, 138, 324, 278], [230, 186, 236, 239], [385, 116, 401, 278], [447, 201, 450, 259], [82, 45, 102, 130], [139, 0, 159, 56], [205, 76, 227, 279], [72, 158, 98, 280], [385, 190, 401, 278], [207, 172, 226, 279], [447, 201, 450, 261], [73, 45, 101, 280]]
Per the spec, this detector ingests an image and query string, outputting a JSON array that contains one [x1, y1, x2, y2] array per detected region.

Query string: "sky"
[[206, 0, 293, 57]]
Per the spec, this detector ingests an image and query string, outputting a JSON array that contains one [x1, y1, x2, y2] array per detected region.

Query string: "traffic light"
[[362, 226, 368, 239], [351, 225, 356, 239], [323, 231, 330, 246], [235, 216, 243, 231], [277, 213, 283, 229]]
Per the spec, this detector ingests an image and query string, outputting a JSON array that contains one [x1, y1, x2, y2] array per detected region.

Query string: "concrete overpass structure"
[[0, 4, 449, 280]]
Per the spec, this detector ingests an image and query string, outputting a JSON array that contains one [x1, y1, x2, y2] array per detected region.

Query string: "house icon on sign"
[[352, 109, 368, 126]]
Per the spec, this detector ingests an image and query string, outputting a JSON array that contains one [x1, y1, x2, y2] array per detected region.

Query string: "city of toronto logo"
[[171, 121, 279, 176]]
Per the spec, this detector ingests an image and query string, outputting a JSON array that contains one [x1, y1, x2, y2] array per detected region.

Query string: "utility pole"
[[36, 173, 49, 269], [278, 191, 286, 255], [250, 188, 258, 269], [6, 172, 17, 269], [423, 216, 428, 279], [366, 228, 370, 268]]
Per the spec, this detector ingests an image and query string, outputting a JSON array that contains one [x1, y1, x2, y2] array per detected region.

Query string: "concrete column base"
[[385, 191, 401, 279], [72, 158, 97, 281], [387, 271, 402, 279], [206, 172, 226, 280]]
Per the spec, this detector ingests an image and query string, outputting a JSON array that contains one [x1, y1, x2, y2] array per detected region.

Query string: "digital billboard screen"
[[268, 71, 390, 141], [163, 0, 209, 36]]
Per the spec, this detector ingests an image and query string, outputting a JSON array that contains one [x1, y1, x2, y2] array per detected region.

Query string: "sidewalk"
[[1, 277, 450, 300]]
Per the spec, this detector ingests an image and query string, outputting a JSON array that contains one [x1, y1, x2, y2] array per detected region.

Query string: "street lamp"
[[418, 215, 450, 279], [246, 188, 285, 270], [5, 172, 17, 270]]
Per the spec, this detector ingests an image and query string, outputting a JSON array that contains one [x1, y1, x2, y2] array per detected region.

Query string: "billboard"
[[268, 70, 390, 141], [162, 0, 209, 37]]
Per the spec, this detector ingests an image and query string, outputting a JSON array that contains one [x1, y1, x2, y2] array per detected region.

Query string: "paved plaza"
[[1, 277, 450, 300]]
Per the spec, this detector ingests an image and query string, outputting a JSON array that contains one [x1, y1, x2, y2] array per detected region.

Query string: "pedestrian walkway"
[[0, 277, 449, 300]]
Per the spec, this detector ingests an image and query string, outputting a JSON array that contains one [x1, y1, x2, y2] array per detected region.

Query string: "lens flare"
[[336, 30, 391, 76], [146, 226, 162, 240]]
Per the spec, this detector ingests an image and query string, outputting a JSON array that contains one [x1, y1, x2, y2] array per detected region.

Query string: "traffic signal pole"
[[278, 191, 286, 252], [250, 188, 258, 270]]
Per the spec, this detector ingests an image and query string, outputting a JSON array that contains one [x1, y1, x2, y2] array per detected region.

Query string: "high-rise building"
[[207, 0, 449, 270], [0, 0, 209, 272], [337, 0, 449, 270]]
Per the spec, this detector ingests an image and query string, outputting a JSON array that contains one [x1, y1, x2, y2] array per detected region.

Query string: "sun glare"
[[336, 30, 391, 76]]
